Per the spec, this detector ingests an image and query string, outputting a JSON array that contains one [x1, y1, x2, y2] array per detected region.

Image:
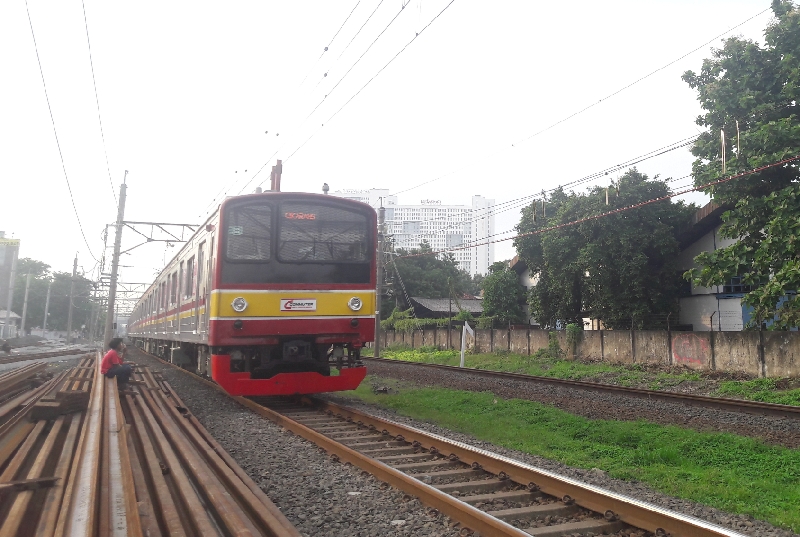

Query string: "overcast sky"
[[1, 0, 773, 291]]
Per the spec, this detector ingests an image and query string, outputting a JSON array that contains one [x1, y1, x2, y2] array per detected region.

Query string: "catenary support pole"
[[20, 271, 32, 334], [104, 172, 128, 346], [3, 245, 17, 338], [42, 280, 52, 332], [374, 205, 385, 358], [65, 255, 77, 343]]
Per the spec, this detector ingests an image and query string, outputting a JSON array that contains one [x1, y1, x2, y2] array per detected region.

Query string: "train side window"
[[179, 262, 184, 302], [186, 257, 195, 298], [197, 243, 205, 292], [171, 272, 178, 305]]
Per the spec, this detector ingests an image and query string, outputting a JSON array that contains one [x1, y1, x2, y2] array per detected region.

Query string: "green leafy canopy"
[[683, 0, 800, 328]]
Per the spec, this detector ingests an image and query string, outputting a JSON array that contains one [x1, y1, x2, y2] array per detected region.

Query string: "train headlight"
[[231, 297, 248, 313], [347, 297, 363, 311]]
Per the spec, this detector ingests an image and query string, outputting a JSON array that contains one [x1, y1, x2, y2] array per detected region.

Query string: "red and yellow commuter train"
[[127, 191, 376, 396]]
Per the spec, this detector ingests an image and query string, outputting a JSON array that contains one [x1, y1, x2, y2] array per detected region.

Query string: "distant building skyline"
[[329, 188, 495, 276]]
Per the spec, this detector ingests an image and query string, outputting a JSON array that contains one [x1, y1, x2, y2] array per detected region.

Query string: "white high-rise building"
[[329, 189, 495, 276]]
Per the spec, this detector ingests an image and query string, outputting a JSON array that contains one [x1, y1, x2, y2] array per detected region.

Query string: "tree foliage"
[[683, 0, 800, 328], [514, 170, 694, 329], [9, 258, 95, 333], [481, 261, 526, 326], [384, 241, 472, 317]]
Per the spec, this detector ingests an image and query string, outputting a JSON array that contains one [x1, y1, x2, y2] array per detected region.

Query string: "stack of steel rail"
[[0, 348, 94, 365], [243, 396, 749, 537], [0, 353, 300, 537]]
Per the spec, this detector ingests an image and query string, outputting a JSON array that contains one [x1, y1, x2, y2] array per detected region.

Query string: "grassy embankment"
[[368, 344, 800, 404], [341, 378, 800, 531]]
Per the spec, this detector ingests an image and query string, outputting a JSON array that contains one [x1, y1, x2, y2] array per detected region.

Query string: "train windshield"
[[221, 199, 373, 285], [279, 202, 368, 263]]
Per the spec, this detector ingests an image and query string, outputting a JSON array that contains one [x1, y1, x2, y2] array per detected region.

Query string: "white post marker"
[[460, 322, 474, 368]]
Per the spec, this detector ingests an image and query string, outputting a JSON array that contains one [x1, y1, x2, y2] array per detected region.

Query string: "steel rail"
[[0, 347, 93, 365], [365, 357, 800, 419], [137, 347, 750, 537], [308, 398, 747, 537]]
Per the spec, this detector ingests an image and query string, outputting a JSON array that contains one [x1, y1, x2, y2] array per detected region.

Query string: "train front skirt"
[[210, 354, 367, 396]]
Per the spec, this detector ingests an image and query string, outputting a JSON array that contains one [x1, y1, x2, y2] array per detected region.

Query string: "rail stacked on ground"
[[0, 354, 300, 536]]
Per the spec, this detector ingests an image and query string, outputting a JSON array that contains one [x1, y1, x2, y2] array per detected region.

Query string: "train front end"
[[208, 193, 375, 396]]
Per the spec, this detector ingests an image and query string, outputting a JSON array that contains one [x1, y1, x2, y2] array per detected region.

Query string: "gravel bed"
[[322, 387, 800, 537], [366, 360, 800, 449], [129, 348, 462, 537]]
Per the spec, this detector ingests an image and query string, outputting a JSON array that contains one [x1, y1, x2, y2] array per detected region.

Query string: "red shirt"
[[101, 349, 123, 374]]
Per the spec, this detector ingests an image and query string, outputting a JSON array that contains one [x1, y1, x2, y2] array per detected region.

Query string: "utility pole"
[[3, 246, 18, 339], [374, 205, 385, 358], [104, 172, 128, 346], [42, 280, 52, 333], [20, 271, 32, 335], [66, 255, 77, 344]]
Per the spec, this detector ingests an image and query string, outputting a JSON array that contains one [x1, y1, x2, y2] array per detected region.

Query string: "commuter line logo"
[[280, 299, 317, 311]]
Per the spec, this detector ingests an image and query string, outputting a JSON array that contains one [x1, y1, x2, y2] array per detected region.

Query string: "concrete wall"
[[603, 331, 634, 364], [671, 332, 712, 369], [581, 331, 603, 361], [713, 331, 760, 376], [510, 330, 529, 355], [493, 330, 510, 352], [380, 328, 800, 377], [764, 332, 800, 378], [635, 331, 670, 365]]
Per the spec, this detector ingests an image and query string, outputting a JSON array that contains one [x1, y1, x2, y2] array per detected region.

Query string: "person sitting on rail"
[[101, 338, 136, 385]]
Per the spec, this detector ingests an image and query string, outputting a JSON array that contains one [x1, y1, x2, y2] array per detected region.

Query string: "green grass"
[[379, 346, 703, 388], [713, 378, 800, 406], [343, 379, 800, 531]]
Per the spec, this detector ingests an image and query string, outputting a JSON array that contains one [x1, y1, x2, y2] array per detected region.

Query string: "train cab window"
[[226, 204, 272, 260], [278, 202, 368, 263]]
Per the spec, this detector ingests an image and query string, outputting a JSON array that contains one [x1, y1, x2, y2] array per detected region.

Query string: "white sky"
[[0, 0, 773, 288]]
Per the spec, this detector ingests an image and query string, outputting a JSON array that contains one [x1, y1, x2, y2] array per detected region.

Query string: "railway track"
[[142, 350, 748, 537], [0, 347, 94, 365], [364, 357, 800, 420]]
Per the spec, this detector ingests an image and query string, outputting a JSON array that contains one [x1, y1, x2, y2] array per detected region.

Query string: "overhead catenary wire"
[[337, 0, 388, 60], [285, 0, 459, 163], [25, 0, 97, 262], [510, 6, 771, 148], [392, 154, 800, 261], [388, 6, 771, 198], [298, 0, 411, 127], [80, 0, 115, 206], [396, 134, 698, 240]]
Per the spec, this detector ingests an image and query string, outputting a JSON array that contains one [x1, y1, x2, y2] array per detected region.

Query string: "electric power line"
[[285, 0, 459, 163], [80, 0, 115, 206], [25, 0, 97, 262], [338, 0, 388, 60], [393, 154, 800, 261], [510, 6, 771, 148], [390, 6, 772, 197], [396, 134, 698, 239]]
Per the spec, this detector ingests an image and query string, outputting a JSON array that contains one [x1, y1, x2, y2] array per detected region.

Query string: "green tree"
[[514, 170, 694, 329], [384, 241, 471, 317], [481, 261, 526, 326], [683, 0, 800, 328], [9, 258, 95, 333]]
